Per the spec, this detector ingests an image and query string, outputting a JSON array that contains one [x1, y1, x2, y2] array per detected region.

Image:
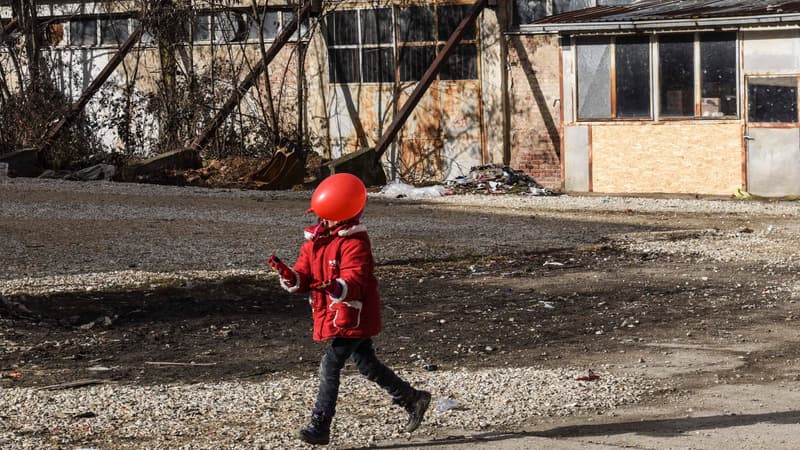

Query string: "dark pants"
[[315, 337, 414, 417]]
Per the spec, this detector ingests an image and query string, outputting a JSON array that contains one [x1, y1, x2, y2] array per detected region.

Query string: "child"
[[268, 173, 430, 446]]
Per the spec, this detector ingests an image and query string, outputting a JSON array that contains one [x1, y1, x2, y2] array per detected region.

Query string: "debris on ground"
[[446, 164, 558, 196], [576, 369, 601, 381], [380, 182, 451, 198]]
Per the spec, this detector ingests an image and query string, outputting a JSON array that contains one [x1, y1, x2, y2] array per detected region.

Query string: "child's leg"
[[351, 338, 431, 432], [351, 338, 415, 399], [314, 337, 364, 416]]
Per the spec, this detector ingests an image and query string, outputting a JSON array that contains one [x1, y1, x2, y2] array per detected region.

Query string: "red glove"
[[267, 255, 296, 286], [310, 279, 343, 298]]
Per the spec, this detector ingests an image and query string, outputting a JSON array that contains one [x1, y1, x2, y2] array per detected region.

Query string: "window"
[[326, 5, 479, 84], [700, 32, 737, 117], [576, 36, 650, 119], [615, 35, 650, 117], [70, 19, 97, 46], [193, 11, 250, 43], [748, 77, 798, 123], [659, 32, 737, 118], [659, 34, 694, 117], [100, 18, 129, 45], [575, 31, 737, 121], [248, 11, 280, 41]]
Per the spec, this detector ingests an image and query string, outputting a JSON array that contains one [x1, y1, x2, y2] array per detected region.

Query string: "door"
[[745, 76, 800, 196]]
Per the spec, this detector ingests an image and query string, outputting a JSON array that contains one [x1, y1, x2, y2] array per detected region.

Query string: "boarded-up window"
[[616, 36, 650, 118], [748, 77, 798, 123], [100, 18, 129, 45], [70, 19, 97, 46]]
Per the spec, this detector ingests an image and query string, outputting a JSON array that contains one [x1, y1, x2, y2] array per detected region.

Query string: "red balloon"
[[309, 173, 367, 221]]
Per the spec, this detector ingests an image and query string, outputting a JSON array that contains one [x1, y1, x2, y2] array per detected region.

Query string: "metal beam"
[[38, 26, 143, 152], [373, 0, 487, 160], [188, 1, 314, 153]]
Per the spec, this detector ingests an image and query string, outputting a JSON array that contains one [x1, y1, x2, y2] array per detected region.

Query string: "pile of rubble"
[[446, 164, 557, 196]]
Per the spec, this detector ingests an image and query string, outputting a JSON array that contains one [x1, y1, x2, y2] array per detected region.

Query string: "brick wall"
[[506, 34, 563, 189]]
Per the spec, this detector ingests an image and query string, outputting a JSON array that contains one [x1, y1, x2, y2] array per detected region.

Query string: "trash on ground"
[[380, 182, 451, 198], [576, 369, 601, 381], [435, 397, 460, 412], [446, 164, 557, 196]]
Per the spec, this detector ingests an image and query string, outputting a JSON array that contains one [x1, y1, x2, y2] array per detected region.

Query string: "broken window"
[[100, 18, 129, 45], [215, 12, 248, 43], [700, 32, 737, 117], [615, 35, 651, 117], [659, 34, 694, 117], [748, 77, 798, 123], [69, 19, 97, 46], [248, 11, 280, 41]]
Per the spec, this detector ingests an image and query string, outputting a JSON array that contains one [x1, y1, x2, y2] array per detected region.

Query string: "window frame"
[[574, 34, 653, 121], [745, 74, 800, 127], [326, 4, 481, 85], [573, 31, 740, 123]]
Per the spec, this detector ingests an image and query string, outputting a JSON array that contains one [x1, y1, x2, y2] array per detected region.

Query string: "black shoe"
[[298, 411, 331, 445], [403, 390, 431, 433]]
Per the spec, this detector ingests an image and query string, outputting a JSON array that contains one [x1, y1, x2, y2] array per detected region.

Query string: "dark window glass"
[[361, 8, 392, 45], [659, 34, 694, 117], [439, 44, 478, 80], [576, 36, 612, 119], [748, 77, 797, 123], [615, 36, 651, 117], [326, 10, 358, 45], [216, 12, 247, 42], [329, 48, 360, 83], [363, 47, 395, 83], [193, 14, 211, 41], [437, 5, 476, 41], [399, 45, 436, 81], [513, 0, 547, 26], [398, 6, 434, 42], [248, 11, 280, 40], [70, 19, 97, 46], [100, 18, 128, 45], [700, 32, 737, 117]]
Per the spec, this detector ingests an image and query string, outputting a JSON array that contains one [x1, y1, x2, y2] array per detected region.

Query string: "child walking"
[[268, 173, 431, 445]]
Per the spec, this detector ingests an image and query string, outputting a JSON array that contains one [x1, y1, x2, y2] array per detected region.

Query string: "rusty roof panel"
[[536, 0, 800, 24]]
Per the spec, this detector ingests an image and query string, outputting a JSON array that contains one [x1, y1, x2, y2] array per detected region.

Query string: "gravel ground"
[[1, 367, 657, 449], [1, 178, 799, 449]]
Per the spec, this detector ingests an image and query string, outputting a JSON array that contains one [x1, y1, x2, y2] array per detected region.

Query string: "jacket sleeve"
[[285, 241, 312, 294], [335, 236, 373, 301]]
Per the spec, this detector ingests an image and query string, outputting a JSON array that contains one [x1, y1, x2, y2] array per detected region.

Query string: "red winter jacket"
[[280, 221, 382, 341]]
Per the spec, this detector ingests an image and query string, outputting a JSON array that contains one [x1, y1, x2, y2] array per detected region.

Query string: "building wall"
[[506, 33, 562, 189], [591, 122, 743, 195]]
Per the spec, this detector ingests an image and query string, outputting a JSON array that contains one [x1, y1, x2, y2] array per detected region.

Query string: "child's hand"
[[267, 255, 296, 286], [310, 279, 343, 298]]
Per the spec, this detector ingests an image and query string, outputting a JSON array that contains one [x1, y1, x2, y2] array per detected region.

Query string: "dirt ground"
[[2, 180, 800, 448]]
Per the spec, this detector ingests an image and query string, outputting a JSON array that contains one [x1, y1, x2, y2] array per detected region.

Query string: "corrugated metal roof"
[[536, 0, 800, 24]]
